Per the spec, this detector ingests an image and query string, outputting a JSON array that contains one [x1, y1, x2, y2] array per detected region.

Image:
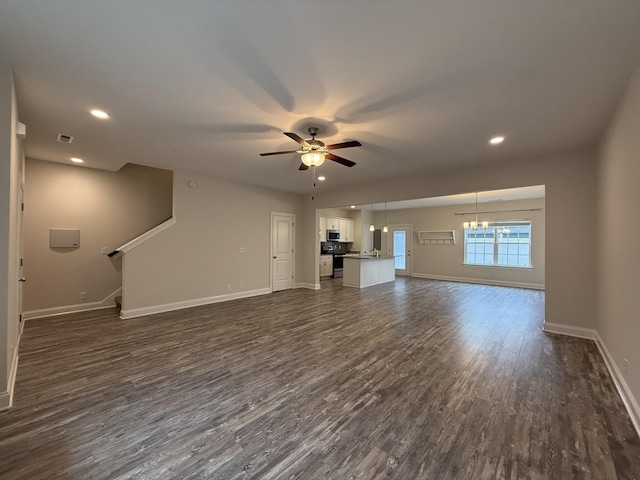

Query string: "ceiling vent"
[[57, 133, 74, 144]]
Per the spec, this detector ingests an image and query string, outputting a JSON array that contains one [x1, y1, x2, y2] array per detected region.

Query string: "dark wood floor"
[[1, 278, 639, 479]]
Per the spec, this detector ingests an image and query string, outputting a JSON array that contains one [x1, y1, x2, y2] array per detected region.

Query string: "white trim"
[[462, 263, 534, 271], [542, 323, 640, 438], [120, 287, 271, 319], [296, 282, 320, 290], [0, 393, 9, 410], [22, 287, 121, 320], [114, 217, 176, 255], [412, 273, 545, 291], [594, 331, 640, 438], [0, 347, 19, 411], [542, 322, 596, 339]]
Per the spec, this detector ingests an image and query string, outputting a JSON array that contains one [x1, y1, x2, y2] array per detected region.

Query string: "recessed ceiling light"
[[90, 109, 110, 119], [350, 205, 355, 209], [70, 157, 84, 164], [489, 136, 505, 145], [318, 176, 326, 181]]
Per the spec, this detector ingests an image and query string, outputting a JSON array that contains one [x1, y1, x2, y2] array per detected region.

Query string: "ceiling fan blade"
[[325, 140, 362, 150], [326, 153, 356, 167], [284, 132, 310, 146], [298, 163, 309, 171], [259, 150, 300, 156]]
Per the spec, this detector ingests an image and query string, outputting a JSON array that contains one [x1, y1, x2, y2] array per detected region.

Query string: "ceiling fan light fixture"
[[301, 151, 325, 167]]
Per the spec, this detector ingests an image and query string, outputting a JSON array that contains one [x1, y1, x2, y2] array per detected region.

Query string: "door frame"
[[270, 211, 296, 292], [17, 182, 24, 333], [389, 224, 412, 276]]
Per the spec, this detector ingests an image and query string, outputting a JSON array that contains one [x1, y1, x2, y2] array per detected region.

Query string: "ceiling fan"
[[259, 127, 361, 170]]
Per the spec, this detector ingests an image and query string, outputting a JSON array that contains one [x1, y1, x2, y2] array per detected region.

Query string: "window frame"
[[463, 220, 532, 269]]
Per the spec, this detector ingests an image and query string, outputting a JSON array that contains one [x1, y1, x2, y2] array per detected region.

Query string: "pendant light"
[[383, 202, 388, 233], [463, 192, 489, 230], [369, 203, 375, 231]]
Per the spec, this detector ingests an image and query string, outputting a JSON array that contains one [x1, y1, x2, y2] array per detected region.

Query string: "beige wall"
[[598, 65, 640, 406], [0, 66, 23, 408], [318, 207, 354, 219], [301, 149, 598, 330], [373, 197, 545, 288], [23, 160, 173, 315], [121, 171, 303, 317]]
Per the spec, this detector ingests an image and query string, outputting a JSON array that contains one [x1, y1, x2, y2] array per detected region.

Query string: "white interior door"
[[271, 213, 294, 292], [390, 225, 412, 276]]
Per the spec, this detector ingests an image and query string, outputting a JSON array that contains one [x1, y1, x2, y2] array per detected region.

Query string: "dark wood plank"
[[0, 278, 638, 479]]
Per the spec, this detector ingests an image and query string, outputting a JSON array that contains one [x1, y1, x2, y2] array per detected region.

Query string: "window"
[[393, 231, 406, 269], [464, 221, 531, 268]]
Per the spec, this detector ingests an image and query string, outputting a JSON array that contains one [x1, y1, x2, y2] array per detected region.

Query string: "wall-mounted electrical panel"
[[49, 229, 80, 248]]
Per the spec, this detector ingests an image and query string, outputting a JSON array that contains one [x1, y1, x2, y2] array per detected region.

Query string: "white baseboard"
[[542, 322, 640, 438], [22, 288, 121, 320], [0, 391, 9, 410], [0, 346, 19, 411], [542, 322, 596, 340], [412, 273, 545, 290], [296, 282, 320, 290], [120, 287, 271, 319], [594, 331, 640, 438]]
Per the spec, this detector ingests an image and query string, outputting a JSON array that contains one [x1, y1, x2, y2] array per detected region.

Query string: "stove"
[[333, 254, 344, 278]]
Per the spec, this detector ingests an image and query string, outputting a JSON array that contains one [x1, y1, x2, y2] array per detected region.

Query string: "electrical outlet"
[[239, 247, 245, 254], [624, 358, 629, 374], [101, 247, 108, 255], [80, 291, 87, 300], [239, 281, 244, 290], [227, 284, 232, 292]]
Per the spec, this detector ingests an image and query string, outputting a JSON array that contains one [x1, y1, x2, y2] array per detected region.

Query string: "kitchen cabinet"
[[320, 254, 333, 277], [320, 215, 354, 242], [326, 217, 341, 230], [343, 256, 395, 288], [340, 218, 355, 242], [319, 216, 327, 241]]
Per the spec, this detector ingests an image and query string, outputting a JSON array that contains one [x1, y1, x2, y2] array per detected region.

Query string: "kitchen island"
[[343, 255, 395, 288]]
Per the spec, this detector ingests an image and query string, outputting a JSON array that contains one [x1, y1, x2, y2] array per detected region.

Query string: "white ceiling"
[[1, 1, 639, 195]]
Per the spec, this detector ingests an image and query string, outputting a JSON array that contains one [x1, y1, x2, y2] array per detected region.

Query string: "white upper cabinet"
[[319, 216, 327, 241], [327, 217, 341, 230], [339, 218, 355, 242], [320, 215, 355, 242]]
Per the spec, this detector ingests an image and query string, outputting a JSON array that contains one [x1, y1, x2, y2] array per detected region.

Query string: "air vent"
[[57, 133, 74, 144]]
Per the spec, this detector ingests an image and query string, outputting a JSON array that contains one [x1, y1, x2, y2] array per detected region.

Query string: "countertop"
[[343, 255, 396, 259]]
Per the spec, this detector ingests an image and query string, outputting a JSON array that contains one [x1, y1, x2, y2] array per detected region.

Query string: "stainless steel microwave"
[[326, 229, 340, 241]]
